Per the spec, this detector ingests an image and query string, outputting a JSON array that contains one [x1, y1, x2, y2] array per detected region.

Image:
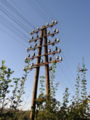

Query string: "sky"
[[0, 0, 90, 110]]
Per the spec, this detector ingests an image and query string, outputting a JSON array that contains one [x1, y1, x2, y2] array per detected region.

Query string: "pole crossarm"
[[25, 50, 61, 62], [30, 20, 58, 35], [25, 60, 61, 71], [27, 40, 60, 51], [29, 30, 59, 43]]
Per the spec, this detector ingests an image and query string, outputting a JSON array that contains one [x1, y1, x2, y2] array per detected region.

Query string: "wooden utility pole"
[[25, 20, 62, 120], [43, 28, 50, 97], [30, 30, 43, 120]]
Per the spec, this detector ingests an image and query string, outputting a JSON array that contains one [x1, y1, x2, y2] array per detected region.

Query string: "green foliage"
[[10, 72, 28, 110], [67, 62, 89, 120], [36, 97, 60, 120], [75, 65, 81, 102], [0, 60, 14, 112], [35, 62, 90, 120], [50, 63, 59, 97], [0, 110, 30, 120], [0, 59, 90, 120], [81, 63, 87, 100], [62, 88, 69, 108], [39, 76, 45, 95], [0, 60, 28, 120], [35, 63, 60, 120]]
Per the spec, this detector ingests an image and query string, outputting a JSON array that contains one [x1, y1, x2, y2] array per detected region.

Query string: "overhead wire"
[[0, 14, 28, 47], [33, 0, 56, 21], [27, 0, 50, 22], [0, 0, 36, 47], [0, 5, 29, 34], [0, 4, 32, 47], [1, 0, 34, 29], [0, 1, 34, 109]]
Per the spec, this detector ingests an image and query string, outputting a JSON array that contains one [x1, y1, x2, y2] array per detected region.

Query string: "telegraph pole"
[[43, 28, 50, 97], [25, 20, 62, 120], [30, 30, 43, 120]]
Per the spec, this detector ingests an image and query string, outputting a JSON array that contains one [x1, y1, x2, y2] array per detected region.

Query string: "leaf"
[[2, 60, 5, 65]]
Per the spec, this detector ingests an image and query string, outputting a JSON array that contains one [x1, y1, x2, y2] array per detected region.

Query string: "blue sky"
[[0, 0, 90, 110]]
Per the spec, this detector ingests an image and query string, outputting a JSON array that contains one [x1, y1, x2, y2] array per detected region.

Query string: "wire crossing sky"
[[0, 0, 90, 110]]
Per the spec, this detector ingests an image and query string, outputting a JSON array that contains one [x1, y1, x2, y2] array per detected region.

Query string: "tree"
[[0, 60, 14, 112], [59, 88, 69, 120], [0, 60, 28, 120], [80, 63, 87, 100], [67, 61, 88, 120], [75, 65, 81, 103], [10, 71, 28, 110]]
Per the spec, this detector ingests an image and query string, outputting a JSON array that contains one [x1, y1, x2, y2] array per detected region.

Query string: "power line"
[[0, 1, 33, 47], [0, 1, 34, 50], [33, 0, 55, 20], [1, 0, 34, 29], [0, 4, 29, 34], [0, 14, 28, 47], [27, 0, 49, 22]]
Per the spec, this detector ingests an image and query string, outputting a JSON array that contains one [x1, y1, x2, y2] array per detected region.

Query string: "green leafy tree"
[[75, 65, 81, 103], [80, 63, 87, 100], [10, 71, 28, 110], [0, 60, 28, 120], [67, 61, 88, 120], [0, 60, 14, 112], [80, 61, 88, 118], [59, 88, 69, 120], [50, 63, 59, 97]]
